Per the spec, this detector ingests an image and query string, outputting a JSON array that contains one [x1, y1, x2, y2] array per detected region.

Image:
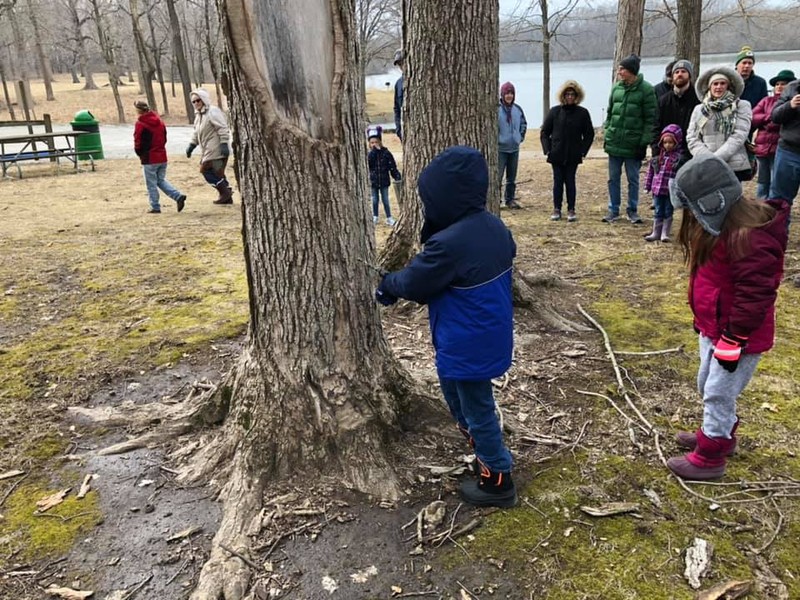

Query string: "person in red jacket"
[[666, 154, 789, 481], [751, 69, 795, 198], [133, 100, 186, 214]]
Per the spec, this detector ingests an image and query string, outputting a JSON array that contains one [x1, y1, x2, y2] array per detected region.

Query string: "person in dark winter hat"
[[375, 146, 517, 508], [602, 54, 656, 224], [497, 81, 527, 209], [734, 45, 767, 109], [769, 75, 800, 210], [133, 99, 186, 214], [651, 59, 700, 160], [366, 125, 401, 226], [666, 154, 789, 481], [751, 69, 795, 198], [393, 49, 404, 141], [654, 60, 677, 99]]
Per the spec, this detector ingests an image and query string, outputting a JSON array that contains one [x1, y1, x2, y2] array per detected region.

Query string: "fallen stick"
[[219, 543, 260, 571]]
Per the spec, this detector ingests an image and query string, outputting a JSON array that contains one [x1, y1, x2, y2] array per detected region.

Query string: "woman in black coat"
[[540, 80, 595, 222]]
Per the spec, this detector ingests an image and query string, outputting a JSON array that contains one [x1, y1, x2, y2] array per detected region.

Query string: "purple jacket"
[[751, 94, 781, 158], [689, 199, 788, 354], [645, 124, 683, 196]]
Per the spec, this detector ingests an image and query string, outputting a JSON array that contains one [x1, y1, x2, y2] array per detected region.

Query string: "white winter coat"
[[189, 88, 231, 163], [686, 99, 752, 173]]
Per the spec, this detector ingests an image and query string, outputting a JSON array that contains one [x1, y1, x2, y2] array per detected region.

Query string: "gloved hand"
[[186, 143, 197, 159], [375, 287, 397, 306], [220, 143, 230, 158], [713, 331, 748, 373]]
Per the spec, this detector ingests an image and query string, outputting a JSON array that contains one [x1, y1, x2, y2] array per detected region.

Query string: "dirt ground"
[[1, 147, 800, 600]]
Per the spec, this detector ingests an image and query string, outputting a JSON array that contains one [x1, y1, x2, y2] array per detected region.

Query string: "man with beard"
[[650, 60, 699, 162]]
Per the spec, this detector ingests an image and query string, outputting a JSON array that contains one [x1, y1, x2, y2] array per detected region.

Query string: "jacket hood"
[[556, 80, 585, 104], [695, 66, 745, 98], [659, 123, 683, 147], [418, 146, 487, 242], [190, 88, 213, 111], [500, 81, 515, 102], [138, 110, 162, 127]]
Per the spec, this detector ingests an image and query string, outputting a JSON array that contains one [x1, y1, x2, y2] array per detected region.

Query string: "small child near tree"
[[644, 124, 683, 242], [366, 126, 401, 226], [667, 154, 788, 481]]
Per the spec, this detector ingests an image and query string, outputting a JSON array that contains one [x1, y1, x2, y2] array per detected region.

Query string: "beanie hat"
[[735, 46, 755, 66], [672, 59, 694, 80], [669, 154, 742, 237], [708, 72, 731, 86], [366, 125, 382, 141], [769, 69, 796, 87], [134, 100, 150, 111], [619, 54, 641, 76], [392, 49, 404, 66]]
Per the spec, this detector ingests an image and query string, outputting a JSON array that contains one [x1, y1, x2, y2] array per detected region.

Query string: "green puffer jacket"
[[603, 74, 657, 158]]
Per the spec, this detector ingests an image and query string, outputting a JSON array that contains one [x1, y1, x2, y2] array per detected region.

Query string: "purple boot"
[[667, 429, 736, 481]]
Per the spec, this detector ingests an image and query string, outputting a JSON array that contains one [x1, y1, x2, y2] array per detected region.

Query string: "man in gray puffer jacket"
[[186, 88, 234, 205]]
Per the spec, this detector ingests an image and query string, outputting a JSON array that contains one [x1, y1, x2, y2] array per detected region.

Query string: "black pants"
[[552, 162, 579, 212]]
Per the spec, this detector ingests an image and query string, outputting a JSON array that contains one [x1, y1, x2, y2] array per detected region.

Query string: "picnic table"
[[0, 131, 96, 178]]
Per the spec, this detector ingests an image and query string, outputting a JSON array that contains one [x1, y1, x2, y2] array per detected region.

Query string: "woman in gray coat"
[[686, 66, 753, 181], [185, 88, 234, 204]]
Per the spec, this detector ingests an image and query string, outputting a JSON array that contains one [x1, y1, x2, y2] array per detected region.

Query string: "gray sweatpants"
[[698, 335, 761, 439]]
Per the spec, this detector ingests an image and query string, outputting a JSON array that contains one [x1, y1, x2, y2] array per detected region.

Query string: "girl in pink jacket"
[[667, 154, 788, 481]]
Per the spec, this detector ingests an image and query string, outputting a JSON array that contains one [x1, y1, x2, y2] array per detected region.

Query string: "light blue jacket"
[[498, 103, 527, 153]]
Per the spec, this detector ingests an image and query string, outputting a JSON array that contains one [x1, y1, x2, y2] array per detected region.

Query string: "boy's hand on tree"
[[375, 288, 397, 306], [713, 331, 748, 373]]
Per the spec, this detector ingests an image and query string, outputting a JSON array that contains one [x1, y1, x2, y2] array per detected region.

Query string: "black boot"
[[213, 180, 234, 205], [459, 460, 517, 508]]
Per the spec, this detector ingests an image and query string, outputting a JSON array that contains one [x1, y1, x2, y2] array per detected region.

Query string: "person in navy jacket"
[[375, 146, 517, 508]]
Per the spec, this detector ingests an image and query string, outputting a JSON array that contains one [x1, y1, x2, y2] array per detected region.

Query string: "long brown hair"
[[677, 196, 776, 271]]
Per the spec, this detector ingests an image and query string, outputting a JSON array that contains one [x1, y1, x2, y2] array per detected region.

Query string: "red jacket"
[[689, 199, 788, 354], [751, 94, 781, 158], [134, 110, 168, 164]]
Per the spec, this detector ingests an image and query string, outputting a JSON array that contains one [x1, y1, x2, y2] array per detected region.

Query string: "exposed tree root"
[[513, 269, 592, 332]]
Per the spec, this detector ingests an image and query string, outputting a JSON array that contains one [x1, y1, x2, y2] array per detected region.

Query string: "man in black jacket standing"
[[650, 60, 699, 161], [770, 78, 800, 208], [393, 49, 404, 141]]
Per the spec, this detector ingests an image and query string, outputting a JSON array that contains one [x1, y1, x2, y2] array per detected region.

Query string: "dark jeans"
[[439, 378, 512, 472], [498, 150, 519, 203], [552, 162, 578, 212], [756, 155, 774, 199], [371, 186, 391, 218], [653, 193, 674, 220]]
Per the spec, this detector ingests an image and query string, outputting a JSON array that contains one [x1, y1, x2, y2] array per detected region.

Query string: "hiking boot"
[[667, 429, 735, 481], [676, 419, 738, 455], [459, 460, 517, 508], [506, 200, 522, 210], [601, 211, 620, 223], [214, 181, 234, 204], [147, 208, 161, 214], [176, 194, 186, 213], [627, 211, 643, 224], [550, 210, 561, 221], [386, 216, 396, 226], [567, 211, 577, 222]]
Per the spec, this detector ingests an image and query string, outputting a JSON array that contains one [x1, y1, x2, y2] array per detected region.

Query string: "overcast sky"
[[498, 0, 793, 18]]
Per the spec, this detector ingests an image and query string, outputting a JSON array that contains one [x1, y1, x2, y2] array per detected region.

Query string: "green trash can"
[[70, 110, 104, 160]]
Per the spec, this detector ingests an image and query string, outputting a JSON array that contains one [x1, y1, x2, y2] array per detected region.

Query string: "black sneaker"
[[147, 208, 161, 214], [459, 461, 517, 508], [601, 212, 620, 223], [176, 195, 186, 213], [506, 200, 522, 210], [627, 211, 643, 224]]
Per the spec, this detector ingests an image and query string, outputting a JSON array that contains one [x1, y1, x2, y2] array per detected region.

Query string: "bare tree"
[[25, 0, 55, 101], [87, 0, 125, 122], [380, 0, 500, 270], [63, 0, 97, 90], [676, 0, 701, 73], [200, 0, 222, 106], [128, 0, 157, 110], [143, 0, 169, 114], [356, 0, 400, 74], [612, 0, 645, 81], [164, 0, 193, 122]]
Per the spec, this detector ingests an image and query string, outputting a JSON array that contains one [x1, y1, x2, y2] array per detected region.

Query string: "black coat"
[[772, 79, 800, 153], [651, 85, 700, 157], [540, 104, 594, 166]]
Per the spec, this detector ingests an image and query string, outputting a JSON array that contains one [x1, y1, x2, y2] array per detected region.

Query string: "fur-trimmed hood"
[[556, 80, 585, 104], [695, 66, 745, 99]]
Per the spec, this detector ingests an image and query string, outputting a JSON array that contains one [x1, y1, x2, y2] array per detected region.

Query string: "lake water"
[[366, 50, 800, 128]]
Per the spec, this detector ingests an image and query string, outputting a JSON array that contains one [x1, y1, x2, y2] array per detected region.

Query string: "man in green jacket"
[[602, 54, 657, 224]]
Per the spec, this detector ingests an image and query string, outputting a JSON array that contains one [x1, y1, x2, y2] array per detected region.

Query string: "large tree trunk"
[[187, 1, 421, 597], [380, 0, 500, 270], [165, 0, 194, 122], [612, 0, 645, 82], [676, 0, 702, 76]]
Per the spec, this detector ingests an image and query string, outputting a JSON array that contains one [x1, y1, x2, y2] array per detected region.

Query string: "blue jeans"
[[770, 145, 800, 207], [653, 193, 673, 220], [371, 186, 391, 218], [143, 163, 182, 210], [552, 162, 578, 211], [756, 155, 774, 199], [498, 150, 519, 203], [439, 378, 513, 472], [607, 155, 641, 216]]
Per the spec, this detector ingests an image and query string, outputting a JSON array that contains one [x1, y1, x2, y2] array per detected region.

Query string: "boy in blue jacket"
[[375, 146, 517, 508]]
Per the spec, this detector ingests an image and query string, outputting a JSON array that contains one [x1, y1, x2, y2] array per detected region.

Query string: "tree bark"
[[380, 0, 500, 270], [129, 0, 157, 110], [612, 0, 645, 82], [541, 0, 550, 116], [144, 0, 169, 115], [676, 0, 701, 76], [165, 0, 194, 122], [26, 0, 55, 101], [88, 0, 125, 122], [66, 0, 97, 90], [187, 1, 423, 597], [202, 0, 223, 107]]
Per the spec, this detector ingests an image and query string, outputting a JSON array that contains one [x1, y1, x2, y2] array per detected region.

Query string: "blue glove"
[[375, 288, 397, 306], [186, 143, 197, 158], [220, 143, 230, 158]]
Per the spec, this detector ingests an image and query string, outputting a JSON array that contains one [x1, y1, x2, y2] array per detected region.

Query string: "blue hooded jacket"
[[379, 146, 515, 380]]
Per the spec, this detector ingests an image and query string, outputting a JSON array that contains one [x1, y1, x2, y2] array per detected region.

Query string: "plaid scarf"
[[698, 90, 738, 139]]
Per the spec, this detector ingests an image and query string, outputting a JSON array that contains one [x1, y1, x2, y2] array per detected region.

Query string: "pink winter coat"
[[689, 199, 788, 354], [751, 94, 781, 158]]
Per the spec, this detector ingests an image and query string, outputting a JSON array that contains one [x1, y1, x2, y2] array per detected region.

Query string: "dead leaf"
[[166, 525, 202, 543], [36, 488, 72, 513], [760, 402, 779, 413], [391, 585, 403, 595], [580, 502, 639, 517], [44, 586, 94, 599], [695, 579, 751, 600]]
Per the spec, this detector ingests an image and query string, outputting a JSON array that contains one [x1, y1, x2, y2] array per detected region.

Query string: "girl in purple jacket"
[[644, 124, 683, 242], [667, 154, 788, 481]]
